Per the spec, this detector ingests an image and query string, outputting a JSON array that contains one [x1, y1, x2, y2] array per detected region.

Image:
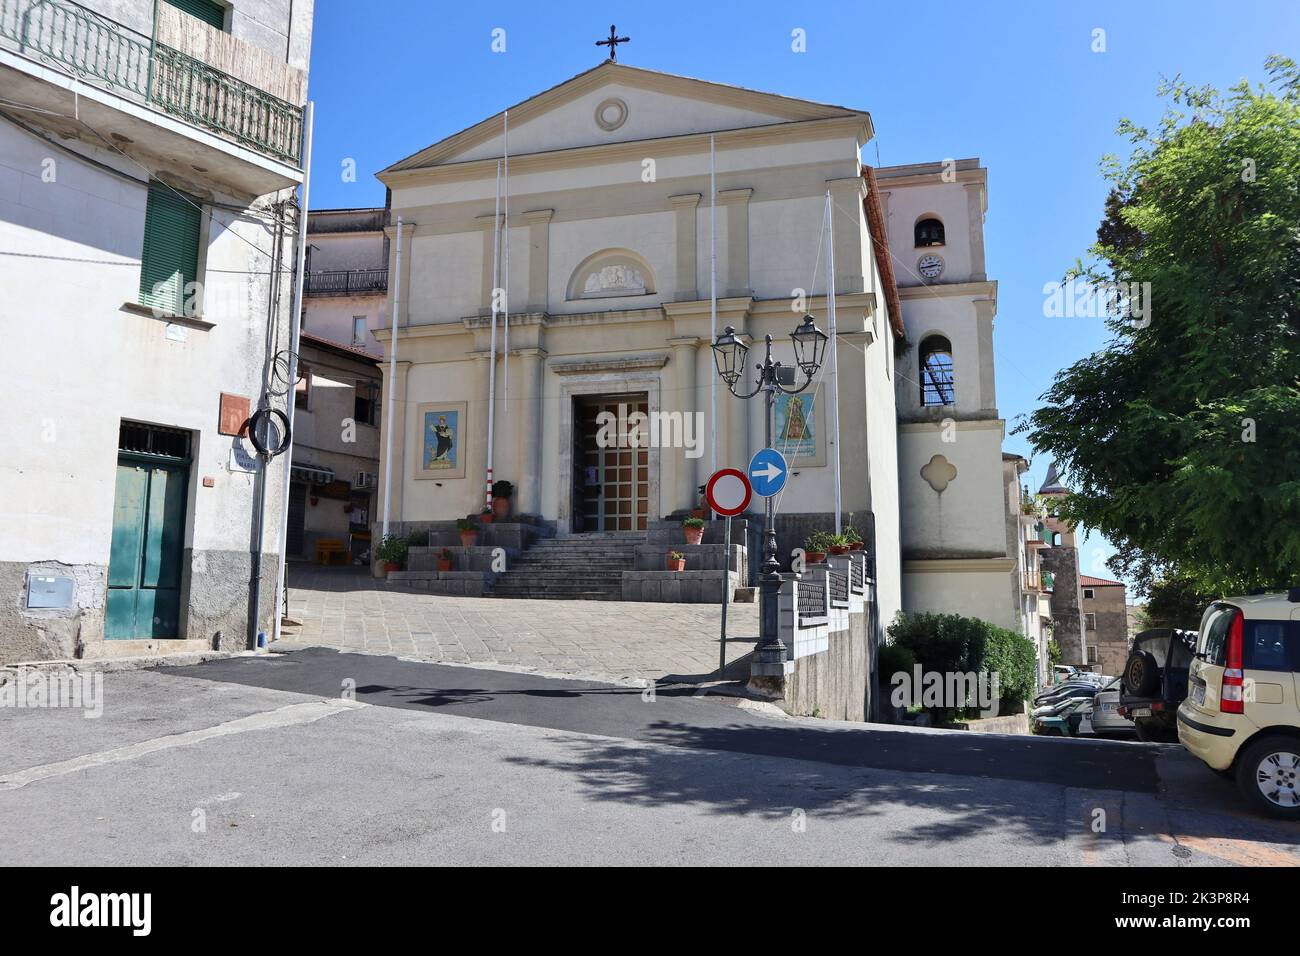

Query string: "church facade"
[[373, 62, 1023, 635]]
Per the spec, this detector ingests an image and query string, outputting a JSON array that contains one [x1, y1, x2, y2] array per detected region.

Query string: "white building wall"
[[0, 115, 293, 661]]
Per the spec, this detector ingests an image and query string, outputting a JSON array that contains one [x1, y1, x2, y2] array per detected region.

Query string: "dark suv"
[[1118, 627, 1197, 742]]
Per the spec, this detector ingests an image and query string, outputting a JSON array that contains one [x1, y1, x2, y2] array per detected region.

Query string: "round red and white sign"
[[705, 468, 752, 517]]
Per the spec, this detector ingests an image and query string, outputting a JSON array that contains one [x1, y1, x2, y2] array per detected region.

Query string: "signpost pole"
[[720, 514, 731, 675]]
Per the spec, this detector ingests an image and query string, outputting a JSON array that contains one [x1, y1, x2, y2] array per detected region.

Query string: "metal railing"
[[797, 578, 827, 624], [0, 0, 303, 165], [828, 570, 848, 608], [304, 269, 389, 296]]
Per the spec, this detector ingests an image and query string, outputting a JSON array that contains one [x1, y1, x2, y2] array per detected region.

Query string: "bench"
[[315, 538, 348, 566]]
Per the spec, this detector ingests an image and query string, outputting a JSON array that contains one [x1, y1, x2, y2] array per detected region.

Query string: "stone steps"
[[485, 533, 647, 600]]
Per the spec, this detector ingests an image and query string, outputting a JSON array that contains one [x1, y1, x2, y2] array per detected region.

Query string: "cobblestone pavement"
[[279, 565, 759, 683]]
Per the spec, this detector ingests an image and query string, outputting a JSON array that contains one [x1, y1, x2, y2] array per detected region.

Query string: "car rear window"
[[1197, 603, 1237, 666], [1244, 620, 1298, 672]]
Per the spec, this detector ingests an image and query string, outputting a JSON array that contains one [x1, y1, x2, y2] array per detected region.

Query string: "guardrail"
[[0, 0, 303, 165]]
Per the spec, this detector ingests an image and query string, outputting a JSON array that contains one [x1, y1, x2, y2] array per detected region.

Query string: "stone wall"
[[752, 551, 874, 721]]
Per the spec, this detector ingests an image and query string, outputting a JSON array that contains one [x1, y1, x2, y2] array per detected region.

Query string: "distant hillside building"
[[1080, 574, 1129, 676]]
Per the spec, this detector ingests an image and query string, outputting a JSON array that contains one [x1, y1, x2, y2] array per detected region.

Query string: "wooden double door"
[[573, 394, 649, 532]]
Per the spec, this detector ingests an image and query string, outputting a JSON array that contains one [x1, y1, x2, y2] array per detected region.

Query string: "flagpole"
[[825, 190, 841, 535], [486, 162, 501, 512], [709, 134, 718, 508], [502, 110, 510, 418]]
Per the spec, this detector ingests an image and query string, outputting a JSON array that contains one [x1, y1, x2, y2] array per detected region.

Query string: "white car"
[[1089, 678, 1134, 736]]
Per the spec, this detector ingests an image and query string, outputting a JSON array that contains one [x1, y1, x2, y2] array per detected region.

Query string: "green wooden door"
[[106, 456, 188, 639]]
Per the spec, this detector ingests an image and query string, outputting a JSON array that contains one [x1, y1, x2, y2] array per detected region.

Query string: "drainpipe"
[[271, 100, 314, 645], [380, 214, 403, 539]]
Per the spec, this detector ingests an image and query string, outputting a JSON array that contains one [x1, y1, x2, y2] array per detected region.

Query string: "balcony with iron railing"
[[0, 0, 304, 167], [304, 269, 389, 297]]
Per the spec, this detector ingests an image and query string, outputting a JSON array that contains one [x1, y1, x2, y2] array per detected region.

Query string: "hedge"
[[885, 612, 1037, 717]]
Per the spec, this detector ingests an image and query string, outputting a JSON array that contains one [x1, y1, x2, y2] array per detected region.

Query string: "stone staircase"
[[487, 533, 646, 601]]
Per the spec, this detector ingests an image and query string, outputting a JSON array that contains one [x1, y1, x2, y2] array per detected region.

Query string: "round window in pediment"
[[594, 97, 629, 132]]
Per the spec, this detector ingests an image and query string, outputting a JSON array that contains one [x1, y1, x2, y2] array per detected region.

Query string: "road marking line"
[[0, 699, 365, 791]]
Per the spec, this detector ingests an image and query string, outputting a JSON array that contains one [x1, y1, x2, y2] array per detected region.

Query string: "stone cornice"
[[550, 353, 670, 376], [897, 279, 997, 301], [902, 557, 1016, 573], [380, 116, 871, 189]]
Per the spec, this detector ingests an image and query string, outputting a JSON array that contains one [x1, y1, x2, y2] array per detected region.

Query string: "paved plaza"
[[280, 565, 759, 683]]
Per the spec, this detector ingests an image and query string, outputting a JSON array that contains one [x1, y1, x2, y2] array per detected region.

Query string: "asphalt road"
[[1, 648, 1297, 866], [174, 647, 1163, 793]]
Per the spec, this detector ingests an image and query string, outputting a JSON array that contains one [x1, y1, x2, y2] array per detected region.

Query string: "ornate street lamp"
[[711, 316, 828, 679]]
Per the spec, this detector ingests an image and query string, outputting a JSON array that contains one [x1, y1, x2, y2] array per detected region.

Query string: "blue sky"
[[305, 1, 1297, 590]]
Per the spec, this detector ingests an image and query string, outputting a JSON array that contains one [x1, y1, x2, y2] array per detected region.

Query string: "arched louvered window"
[[915, 218, 945, 247], [919, 335, 954, 406]]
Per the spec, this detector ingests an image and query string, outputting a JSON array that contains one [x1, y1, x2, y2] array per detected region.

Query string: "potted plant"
[[691, 484, 707, 519], [844, 521, 864, 551], [376, 534, 409, 575], [828, 533, 850, 556], [666, 550, 686, 572], [436, 548, 454, 573], [491, 480, 514, 518], [804, 530, 833, 565], [456, 517, 479, 548], [479, 506, 494, 525], [683, 516, 706, 546]]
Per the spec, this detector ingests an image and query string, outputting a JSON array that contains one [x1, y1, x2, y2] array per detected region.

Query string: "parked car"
[[1177, 591, 1300, 819], [1034, 695, 1093, 736], [1090, 678, 1136, 736], [1118, 627, 1197, 741], [1034, 681, 1102, 707]]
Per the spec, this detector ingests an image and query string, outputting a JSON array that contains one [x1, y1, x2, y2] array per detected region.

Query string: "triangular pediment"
[[382, 62, 866, 173]]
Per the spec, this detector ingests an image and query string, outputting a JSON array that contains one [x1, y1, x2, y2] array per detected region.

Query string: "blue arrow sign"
[[748, 447, 788, 498]]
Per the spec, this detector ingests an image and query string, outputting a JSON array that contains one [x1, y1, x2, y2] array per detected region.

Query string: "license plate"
[[1130, 707, 1152, 718], [1102, 702, 1117, 713], [1191, 682, 1206, 706]]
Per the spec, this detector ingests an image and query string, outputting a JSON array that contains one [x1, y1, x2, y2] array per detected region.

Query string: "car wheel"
[[1123, 650, 1160, 697], [1234, 736, 1300, 820]]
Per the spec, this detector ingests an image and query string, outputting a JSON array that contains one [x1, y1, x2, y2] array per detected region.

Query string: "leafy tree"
[[1022, 57, 1300, 595], [1139, 575, 1216, 631]]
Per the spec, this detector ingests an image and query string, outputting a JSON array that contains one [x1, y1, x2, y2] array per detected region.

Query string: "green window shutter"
[[139, 182, 202, 315], [164, 0, 227, 30]]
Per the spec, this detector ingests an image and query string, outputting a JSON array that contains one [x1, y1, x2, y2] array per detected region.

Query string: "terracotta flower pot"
[[667, 557, 686, 572], [849, 541, 864, 551], [684, 526, 704, 546], [459, 531, 478, 548], [492, 496, 511, 518], [829, 545, 849, 555], [436, 560, 453, 573], [479, 511, 494, 525], [805, 551, 826, 565], [383, 561, 400, 574]]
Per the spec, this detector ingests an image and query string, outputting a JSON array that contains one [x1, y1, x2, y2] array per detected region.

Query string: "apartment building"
[[0, 0, 314, 662]]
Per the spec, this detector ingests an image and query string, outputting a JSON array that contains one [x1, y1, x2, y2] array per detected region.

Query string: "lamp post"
[[711, 316, 828, 675]]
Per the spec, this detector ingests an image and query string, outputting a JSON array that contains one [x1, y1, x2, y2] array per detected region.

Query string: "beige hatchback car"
[[1177, 591, 1300, 818]]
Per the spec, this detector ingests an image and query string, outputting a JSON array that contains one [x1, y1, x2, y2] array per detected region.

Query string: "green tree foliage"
[[1022, 58, 1300, 595], [1139, 575, 1216, 630]]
